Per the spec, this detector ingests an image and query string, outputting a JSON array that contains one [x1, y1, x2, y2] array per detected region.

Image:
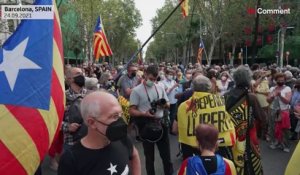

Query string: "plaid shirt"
[[62, 88, 87, 146]]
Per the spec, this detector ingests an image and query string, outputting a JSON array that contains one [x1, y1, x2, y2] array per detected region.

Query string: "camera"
[[149, 98, 167, 115]]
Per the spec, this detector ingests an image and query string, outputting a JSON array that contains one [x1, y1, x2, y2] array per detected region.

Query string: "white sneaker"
[[283, 148, 290, 153]]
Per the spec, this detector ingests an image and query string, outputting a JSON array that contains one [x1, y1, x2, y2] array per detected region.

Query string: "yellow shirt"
[[255, 79, 269, 108]]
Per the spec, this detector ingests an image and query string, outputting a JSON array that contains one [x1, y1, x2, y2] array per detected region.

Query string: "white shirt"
[[270, 85, 291, 110], [162, 79, 178, 104]]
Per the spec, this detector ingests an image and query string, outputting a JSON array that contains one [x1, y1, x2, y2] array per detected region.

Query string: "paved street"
[[42, 134, 297, 175]]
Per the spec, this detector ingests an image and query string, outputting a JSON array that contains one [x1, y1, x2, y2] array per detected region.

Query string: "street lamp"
[[277, 26, 294, 69]]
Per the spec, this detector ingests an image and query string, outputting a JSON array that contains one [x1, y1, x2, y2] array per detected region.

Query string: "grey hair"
[[99, 72, 111, 85], [284, 70, 293, 79], [233, 65, 253, 88], [85, 77, 99, 91], [192, 75, 212, 92]]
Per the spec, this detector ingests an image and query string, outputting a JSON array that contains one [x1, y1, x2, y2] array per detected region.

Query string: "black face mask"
[[96, 118, 127, 142], [277, 82, 285, 86], [130, 72, 136, 78], [106, 80, 115, 88], [73, 75, 85, 87]]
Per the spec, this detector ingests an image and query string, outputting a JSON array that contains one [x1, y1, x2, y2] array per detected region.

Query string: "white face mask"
[[221, 76, 227, 81], [167, 75, 173, 80]]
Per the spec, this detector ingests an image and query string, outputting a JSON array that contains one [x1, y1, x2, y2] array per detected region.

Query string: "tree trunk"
[[279, 28, 286, 70], [231, 43, 236, 66], [207, 38, 217, 66]]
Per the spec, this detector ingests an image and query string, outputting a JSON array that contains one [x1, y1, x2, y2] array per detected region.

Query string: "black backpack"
[[67, 96, 87, 141]]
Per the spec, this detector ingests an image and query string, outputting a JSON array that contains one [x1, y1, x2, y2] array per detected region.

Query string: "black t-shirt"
[[58, 137, 133, 175], [200, 156, 217, 174]]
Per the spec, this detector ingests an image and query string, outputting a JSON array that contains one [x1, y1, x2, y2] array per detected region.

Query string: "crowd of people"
[[43, 61, 300, 175]]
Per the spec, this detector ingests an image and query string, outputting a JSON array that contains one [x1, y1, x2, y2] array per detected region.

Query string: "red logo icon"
[[247, 8, 256, 15]]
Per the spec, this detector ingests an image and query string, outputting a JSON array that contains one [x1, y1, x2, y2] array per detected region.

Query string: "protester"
[[178, 124, 236, 175], [85, 77, 98, 91], [182, 69, 193, 91], [62, 67, 87, 150], [252, 70, 270, 140], [225, 65, 264, 175], [58, 91, 141, 175], [206, 68, 218, 94], [129, 65, 173, 175], [267, 73, 292, 152], [175, 75, 236, 160], [118, 64, 139, 100], [162, 69, 179, 131], [290, 79, 300, 140], [99, 72, 118, 97], [216, 71, 232, 96], [284, 70, 295, 89]]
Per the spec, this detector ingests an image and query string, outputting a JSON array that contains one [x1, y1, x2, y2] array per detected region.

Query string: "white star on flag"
[[107, 163, 117, 175], [0, 37, 41, 91]]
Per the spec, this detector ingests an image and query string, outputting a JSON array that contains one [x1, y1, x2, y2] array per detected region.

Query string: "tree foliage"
[[146, 0, 300, 65], [59, 0, 142, 63], [146, 0, 197, 64]]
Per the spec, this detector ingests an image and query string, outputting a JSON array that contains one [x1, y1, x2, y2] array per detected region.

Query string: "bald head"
[[80, 91, 121, 121]]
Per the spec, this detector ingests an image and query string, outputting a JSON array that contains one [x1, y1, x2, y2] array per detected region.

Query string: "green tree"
[[61, 0, 141, 63], [146, 0, 189, 63]]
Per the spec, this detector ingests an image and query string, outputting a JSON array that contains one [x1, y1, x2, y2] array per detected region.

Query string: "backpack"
[[67, 96, 87, 141]]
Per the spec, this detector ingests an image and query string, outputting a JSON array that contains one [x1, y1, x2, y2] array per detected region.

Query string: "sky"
[[134, 0, 165, 52]]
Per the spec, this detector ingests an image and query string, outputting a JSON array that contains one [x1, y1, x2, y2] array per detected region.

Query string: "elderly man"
[[175, 75, 236, 160], [58, 91, 141, 175]]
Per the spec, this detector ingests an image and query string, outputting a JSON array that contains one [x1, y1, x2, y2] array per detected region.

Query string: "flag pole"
[[116, 0, 186, 77], [185, 0, 196, 65]]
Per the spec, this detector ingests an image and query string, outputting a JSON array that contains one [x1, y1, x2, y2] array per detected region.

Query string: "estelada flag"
[[197, 39, 204, 64], [0, 0, 65, 174], [137, 52, 143, 65], [180, 0, 189, 17], [178, 155, 237, 175], [93, 16, 113, 61]]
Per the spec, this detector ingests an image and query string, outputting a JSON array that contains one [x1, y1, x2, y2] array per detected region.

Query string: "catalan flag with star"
[[0, 0, 65, 174], [197, 39, 204, 64], [93, 16, 113, 61]]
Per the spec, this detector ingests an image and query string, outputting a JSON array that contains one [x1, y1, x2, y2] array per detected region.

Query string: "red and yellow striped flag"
[[0, 0, 65, 174], [197, 39, 204, 64], [93, 16, 113, 61], [180, 0, 189, 17], [138, 52, 143, 65]]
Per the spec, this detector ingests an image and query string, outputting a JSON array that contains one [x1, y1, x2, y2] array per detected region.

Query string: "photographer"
[[129, 65, 173, 175]]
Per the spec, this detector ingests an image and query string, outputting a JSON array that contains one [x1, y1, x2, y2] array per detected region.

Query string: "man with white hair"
[[284, 70, 295, 89], [58, 91, 141, 175]]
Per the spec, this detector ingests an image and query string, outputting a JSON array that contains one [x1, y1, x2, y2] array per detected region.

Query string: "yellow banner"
[[118, 96, 130, 124], [285, 141, 300, 175], [178, 92, 236, 147]]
